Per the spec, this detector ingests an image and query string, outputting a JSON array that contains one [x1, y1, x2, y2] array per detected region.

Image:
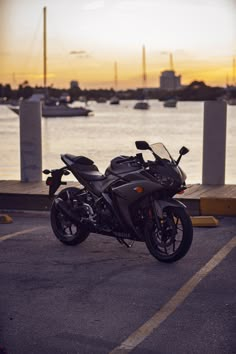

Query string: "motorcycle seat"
[[62, 154, 94, 165], [78, 170, 106, 181], [61, 154, 105, 182]]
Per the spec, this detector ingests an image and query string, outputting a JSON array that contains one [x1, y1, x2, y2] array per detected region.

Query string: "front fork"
[[150, 197, 176, 242]]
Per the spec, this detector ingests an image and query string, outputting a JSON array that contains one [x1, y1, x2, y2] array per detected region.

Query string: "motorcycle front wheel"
[[145, 207, 193, 263], [50, 187, 90, 246]]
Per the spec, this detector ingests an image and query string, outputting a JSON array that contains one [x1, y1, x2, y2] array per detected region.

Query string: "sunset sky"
[[0, 0, 235, 89]]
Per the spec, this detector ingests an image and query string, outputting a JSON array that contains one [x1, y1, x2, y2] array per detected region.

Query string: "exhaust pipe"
[[54, 198, 95, 229], [54, 198, 80, 224]]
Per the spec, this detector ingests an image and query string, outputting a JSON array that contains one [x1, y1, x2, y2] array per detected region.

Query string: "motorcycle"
[[43, 141, 193, 263]]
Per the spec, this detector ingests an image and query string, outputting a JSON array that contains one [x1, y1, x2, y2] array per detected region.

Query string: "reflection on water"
[[0, 100, 235, 183]]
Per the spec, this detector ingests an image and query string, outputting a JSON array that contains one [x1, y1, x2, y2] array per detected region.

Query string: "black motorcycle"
[[43, 141, 193, 263]]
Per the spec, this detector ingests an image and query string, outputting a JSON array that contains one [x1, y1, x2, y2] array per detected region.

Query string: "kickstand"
[[116, 238, 134, 248]]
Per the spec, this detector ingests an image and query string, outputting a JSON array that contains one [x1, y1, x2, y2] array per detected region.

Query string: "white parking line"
[[109, 236, 236, 354], [0, 226, 46, 243]]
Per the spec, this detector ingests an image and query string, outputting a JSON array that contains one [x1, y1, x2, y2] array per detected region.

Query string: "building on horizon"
[[70, 80, 79, 89], [160, 70, 181, 90]]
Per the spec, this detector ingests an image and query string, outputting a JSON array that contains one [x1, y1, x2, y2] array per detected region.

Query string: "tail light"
[[46, 177, 53, 186]]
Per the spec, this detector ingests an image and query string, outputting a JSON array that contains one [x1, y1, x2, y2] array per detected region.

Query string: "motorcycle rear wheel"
[[145, 207, 193, 263], [50, 187, 90, 246]]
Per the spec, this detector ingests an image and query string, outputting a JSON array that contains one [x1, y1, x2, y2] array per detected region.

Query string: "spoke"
[[172, 239, 176, 252], [176, 225, 183, 232], [164, 245, 168, 255], [174, 217, 179, 226], [62, 224, 67, 232]]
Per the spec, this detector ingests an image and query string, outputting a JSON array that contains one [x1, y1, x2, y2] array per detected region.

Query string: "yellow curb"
[[0, 214, 13, 224], [191, 216, 219, 227], [200, 198, 236, 216]]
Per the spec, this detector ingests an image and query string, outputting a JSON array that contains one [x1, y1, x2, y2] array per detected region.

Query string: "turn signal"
[[177, 190, 185, 194], [134, 186, 144, 193]]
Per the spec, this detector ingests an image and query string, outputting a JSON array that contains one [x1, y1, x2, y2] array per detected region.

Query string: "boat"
[[109, 96, 120, 105], [9, 102, 92, 117], [163, 98, 177, 108], [226, 58, 236, 105], [44, 104, 91, 117], [133, 45, 150, 110], [96, 97, 107, 103], [10, 7, 92, 118], [110, 62, 120, 105], [134, 101, 150, 110]]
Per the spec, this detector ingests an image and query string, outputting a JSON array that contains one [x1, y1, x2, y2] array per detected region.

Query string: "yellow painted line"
[[109, 236, 236, 354], [0, 226, 45, 243]]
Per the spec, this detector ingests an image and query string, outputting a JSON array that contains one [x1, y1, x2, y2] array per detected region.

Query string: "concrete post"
[[202, 101, 227, 185], [19, 99, 42, 182]]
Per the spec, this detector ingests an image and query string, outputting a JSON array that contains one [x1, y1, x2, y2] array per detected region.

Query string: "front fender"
[[154, 199, 186, 218]]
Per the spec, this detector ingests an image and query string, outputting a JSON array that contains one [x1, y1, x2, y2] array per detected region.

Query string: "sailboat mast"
[[114, 61, 118, 90], [142, 45, 147, 87], [43, 6, 47, 88], [233, 57, 236, 86], [169, 52, 174, 71]]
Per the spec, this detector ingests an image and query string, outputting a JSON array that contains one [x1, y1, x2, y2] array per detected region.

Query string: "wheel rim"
[[54, 203, 80, 240], [150, 212, 184, 257]]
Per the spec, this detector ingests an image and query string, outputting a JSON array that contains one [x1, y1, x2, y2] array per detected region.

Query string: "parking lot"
[[0, 212, 235, 354]]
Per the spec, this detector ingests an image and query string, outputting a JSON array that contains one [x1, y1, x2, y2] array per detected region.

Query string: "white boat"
[[134, 101, 150, 110], [133, 45, 150, 110], [96, 97, 107, 103], [110, 62, 120, 104], [109, 96, 120, 105], [163, 98, 177, 108], [9, 103, 92, 117]]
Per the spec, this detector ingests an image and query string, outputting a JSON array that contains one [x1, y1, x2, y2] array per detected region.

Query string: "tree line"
[[0, 81, 226, 102]]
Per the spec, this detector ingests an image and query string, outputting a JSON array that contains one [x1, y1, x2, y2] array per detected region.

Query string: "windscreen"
[[150, 142, 174, 162]]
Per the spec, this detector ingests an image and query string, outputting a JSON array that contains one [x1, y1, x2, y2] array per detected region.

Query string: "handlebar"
[[116, 153, 165, 169]]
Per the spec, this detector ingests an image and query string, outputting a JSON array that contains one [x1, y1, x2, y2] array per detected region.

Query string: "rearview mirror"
[[135, 141, 150, 151], [176, 146, 189, 165], [179, 146, 189, 156]]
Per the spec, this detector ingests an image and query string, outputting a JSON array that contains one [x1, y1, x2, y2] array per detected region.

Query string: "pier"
[[0, 100, 235, 217], [0, 181, 236, 216]]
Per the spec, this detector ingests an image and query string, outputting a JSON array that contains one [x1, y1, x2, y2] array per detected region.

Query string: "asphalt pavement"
[[0, 212, 235, 354]]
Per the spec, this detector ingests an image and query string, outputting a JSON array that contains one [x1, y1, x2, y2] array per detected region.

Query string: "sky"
[[0, 0, 236, 89]]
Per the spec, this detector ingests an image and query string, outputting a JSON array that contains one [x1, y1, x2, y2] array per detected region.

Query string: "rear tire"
[[145, 207, 193, 263], [50, 187, 90, 246]]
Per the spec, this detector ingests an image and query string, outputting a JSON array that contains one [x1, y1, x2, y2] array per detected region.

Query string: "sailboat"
[[163, 53, 177, 108], [10, 7, 92, 117], [226, 57, 236, 106], [134, 45, 150, 110], [42, 7, 92, 117], [110, 61, 120, 105]]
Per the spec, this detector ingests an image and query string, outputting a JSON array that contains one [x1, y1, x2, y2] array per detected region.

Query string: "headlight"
[[153, 173, 175, 187]]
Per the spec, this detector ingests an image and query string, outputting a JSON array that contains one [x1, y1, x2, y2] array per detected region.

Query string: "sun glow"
[[0, 0, 235, 89]]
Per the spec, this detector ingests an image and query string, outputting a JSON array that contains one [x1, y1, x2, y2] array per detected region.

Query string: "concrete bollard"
[[19, 99, 42, 182], [202, 101, 227, 185]]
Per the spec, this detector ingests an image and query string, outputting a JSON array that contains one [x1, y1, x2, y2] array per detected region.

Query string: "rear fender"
[[154, 199, 186, 218], [43, 168, 68, 197]]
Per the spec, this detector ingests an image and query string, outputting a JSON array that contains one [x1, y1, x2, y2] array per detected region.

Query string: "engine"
[[72, 191, 118, 233], [95, 199, 118, 233]]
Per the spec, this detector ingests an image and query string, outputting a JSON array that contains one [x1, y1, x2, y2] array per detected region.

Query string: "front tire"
[[145, 207, 193, 263], [50, 187, 90, 246]]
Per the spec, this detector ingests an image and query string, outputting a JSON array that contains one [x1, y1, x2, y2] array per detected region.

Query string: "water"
[[0, 100, 235, 183]]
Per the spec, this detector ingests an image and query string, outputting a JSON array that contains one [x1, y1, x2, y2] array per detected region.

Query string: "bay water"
[[0, 100, 235, 184]]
